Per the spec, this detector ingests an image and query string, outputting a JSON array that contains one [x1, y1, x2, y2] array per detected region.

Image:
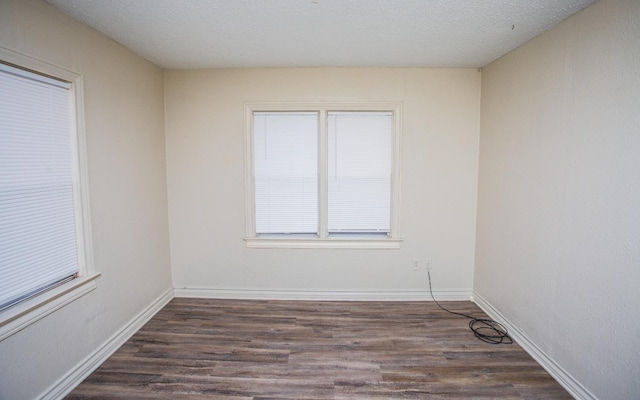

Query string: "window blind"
[[0, 63, 78, 311], [253, 112, 318, 234], [327, 111, 392, 233]]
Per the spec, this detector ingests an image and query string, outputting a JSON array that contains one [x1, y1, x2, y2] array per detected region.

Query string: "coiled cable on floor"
[[427, 271, 513, 345]]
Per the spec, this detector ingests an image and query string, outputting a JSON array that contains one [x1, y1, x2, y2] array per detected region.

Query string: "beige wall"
[[165, 68, 480, 297], [0, 1, 173, 399], [476, 0, 640, 398]]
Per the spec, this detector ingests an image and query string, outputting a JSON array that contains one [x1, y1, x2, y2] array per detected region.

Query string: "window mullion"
[[318, 110, 328, 238]]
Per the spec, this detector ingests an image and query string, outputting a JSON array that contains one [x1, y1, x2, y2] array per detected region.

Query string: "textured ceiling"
[[47, 0, 596, 69]]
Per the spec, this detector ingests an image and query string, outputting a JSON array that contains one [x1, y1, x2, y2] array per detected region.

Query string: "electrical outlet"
[[424, 258, 432, 271], [412, 259, 421, 271]]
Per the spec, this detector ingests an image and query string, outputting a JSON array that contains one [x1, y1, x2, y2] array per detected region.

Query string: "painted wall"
[[0, 1, 173, 399], [475, 0, 640, 398], [165, 68, 480, 298]]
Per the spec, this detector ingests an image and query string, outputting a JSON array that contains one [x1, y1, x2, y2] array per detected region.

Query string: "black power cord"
[[427, 271, 513, 345]]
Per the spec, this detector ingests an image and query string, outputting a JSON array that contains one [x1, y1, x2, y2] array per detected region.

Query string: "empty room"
[[0, 0, 638, 399]]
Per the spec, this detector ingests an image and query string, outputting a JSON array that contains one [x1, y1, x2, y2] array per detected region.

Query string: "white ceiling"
[[47, 0, 596, 69]]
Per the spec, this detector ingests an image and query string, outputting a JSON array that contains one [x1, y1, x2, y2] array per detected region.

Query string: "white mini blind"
[[0, 63, 78, 311], [254, 112, 318, 234], [327, 111, 392, 233]]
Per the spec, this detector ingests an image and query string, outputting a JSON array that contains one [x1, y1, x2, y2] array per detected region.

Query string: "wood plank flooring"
[[66, 298, 571, 399]]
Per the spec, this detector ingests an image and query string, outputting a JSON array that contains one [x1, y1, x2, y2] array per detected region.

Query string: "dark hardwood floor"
[[66, 298, 571, 399]]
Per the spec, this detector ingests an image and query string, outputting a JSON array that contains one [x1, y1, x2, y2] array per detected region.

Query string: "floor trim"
[[38, 288, 175, 400], [472, 292, 597, 400], [174, 287, 472, 301]]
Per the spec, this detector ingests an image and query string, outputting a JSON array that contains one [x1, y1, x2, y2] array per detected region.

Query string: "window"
[[327, 111, 392, 234], [254, 112, 318, 234], [245, 103, 402, 249], [0, 49, 97, 339]]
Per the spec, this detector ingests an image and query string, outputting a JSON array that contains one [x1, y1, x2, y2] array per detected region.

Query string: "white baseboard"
[[472, 292, 597, 400], [174, 287, 472, 301], [38, 287, 175, 400]]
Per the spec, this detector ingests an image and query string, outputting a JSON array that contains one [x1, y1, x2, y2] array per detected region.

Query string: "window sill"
[[0, 272, 101, 341], [244, 236, 403, 249]]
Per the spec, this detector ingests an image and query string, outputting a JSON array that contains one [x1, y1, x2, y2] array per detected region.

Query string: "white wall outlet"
[[425, 258, 432, 271], [412, 259, 421, 271]]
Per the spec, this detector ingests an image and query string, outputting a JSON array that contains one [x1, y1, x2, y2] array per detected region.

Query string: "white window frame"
[[0, 47, 99, 341], [244, 102, 403, 249]]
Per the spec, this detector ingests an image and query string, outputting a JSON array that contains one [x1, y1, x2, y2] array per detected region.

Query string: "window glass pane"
[[0, 63, 78, 311], [254, 112, 318, 234], [327, 111, 392, 233]]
